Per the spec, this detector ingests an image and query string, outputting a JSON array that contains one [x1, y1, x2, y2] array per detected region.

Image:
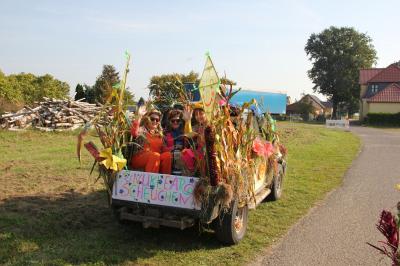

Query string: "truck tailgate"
[[112, 170, 201, 210]]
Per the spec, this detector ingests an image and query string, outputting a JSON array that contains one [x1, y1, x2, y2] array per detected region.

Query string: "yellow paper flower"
[[99, 148, 126, 171], [396, 184, 400, 191]]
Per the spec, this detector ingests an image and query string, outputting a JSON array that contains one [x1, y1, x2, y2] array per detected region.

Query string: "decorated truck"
[[78, 53, 287, 245]]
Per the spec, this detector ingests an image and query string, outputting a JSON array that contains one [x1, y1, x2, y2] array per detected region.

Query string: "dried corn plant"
[[196, 85, 287, 210], [77, 53, 134, 202]]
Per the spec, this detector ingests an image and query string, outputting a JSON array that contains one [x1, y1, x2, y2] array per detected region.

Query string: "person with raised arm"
[[130, 106, 172, 174]]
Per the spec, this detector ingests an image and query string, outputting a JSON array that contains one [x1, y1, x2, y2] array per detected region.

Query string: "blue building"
[[184, 83, 287, 114], [230, 90, 287, 114]]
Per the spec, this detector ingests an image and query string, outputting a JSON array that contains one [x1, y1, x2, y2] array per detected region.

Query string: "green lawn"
[[0, 122, 360, 265]]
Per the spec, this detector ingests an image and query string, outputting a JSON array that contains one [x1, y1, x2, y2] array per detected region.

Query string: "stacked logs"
[[0, 98, 104, 131]]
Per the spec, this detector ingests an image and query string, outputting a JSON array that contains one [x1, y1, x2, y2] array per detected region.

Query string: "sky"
[[1, 0, 399, 102]]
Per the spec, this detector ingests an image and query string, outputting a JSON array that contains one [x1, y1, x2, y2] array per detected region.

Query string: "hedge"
[[366, 112, 400, 126]]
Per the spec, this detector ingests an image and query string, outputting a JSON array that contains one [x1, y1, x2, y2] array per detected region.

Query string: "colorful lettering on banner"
[[112, 170, 200, 210]]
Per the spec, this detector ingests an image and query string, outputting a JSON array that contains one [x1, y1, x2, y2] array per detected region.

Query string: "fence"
[[325, 119, 350, 131]]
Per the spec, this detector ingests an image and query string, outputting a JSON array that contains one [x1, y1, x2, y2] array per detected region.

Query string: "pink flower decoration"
[[263, 141, 274, 158], [252, 138, 274, 159], [218, 98, 227, 106], [252, 138, 265, 155]]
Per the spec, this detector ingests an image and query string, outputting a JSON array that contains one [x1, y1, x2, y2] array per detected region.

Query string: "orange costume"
[[130, 119, 172, 174]]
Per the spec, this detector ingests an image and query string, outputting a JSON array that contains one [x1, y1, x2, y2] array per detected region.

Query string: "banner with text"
[[112, 170, 201, 210]]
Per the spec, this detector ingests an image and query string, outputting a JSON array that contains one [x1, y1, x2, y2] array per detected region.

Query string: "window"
[[371, 84, 379, 93]]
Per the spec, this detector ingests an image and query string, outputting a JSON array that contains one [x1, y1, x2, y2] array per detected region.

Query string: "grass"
[[0, 122, 360, 265]]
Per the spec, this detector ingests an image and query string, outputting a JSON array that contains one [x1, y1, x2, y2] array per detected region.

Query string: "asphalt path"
[[255, 126, 400, 266]]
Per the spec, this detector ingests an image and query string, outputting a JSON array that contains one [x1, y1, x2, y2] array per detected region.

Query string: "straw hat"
[[145, 108, 161, 118], [168, 109, 182, 120], [191, 101, 204, 110]]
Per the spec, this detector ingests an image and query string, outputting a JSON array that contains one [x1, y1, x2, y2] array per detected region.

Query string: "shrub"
[[315, 114, 326, 123], [366, 112, 400, 126], [272, 114, 287, 121]]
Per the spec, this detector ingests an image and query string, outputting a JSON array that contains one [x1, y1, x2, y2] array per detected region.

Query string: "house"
[[359, 63, 400, 121], [286, 94, 332, 119]]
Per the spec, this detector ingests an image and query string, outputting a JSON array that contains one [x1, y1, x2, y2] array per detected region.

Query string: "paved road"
[[256, 126, 400, 266]]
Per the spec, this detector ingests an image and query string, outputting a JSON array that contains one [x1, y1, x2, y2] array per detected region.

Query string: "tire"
[[214, 200, 248, 245], [268, 163, 284, 201]]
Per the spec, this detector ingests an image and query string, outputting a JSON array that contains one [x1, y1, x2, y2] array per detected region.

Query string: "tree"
[[84, 84, 96, 104], [74, 84, 85, 100], [123, 88, 135, 106], [220, 77, 237, 86], [94, 65, 120, 104], [305, 26, 377, 118], [0, 70, 69, 112], [148, 71, 199, 111], [298, 101, 314, 121], [33, 74, 69, 101], [0, 71, 22, 104]]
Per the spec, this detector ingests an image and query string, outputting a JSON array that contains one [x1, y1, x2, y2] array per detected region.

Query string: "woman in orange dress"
[[130, 106, 172, 174]]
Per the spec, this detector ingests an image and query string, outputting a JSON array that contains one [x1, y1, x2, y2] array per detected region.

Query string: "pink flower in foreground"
[[368, 209, 399, 266], [378, 210, 399, 250]]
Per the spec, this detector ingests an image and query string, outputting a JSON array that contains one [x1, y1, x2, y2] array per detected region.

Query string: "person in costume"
[[130, 106, 172, 174], [180, 102, 208, 174], [163, 109, 185, 151]]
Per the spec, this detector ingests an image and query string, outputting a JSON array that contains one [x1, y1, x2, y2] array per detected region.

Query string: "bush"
[[315, 114, 326, 123], [366, 112, 400, 126], [272, 114, 287, 121]]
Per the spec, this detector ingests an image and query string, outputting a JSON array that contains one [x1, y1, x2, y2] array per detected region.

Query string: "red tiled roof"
[[359, 68, 383, 84], [367, 83, 400, 103], [368, 64, 400, 83]]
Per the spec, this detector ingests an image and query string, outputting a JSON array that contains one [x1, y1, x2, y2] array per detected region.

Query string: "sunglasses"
[[171, 118, 180, 124], [150, 117, 160, 123]]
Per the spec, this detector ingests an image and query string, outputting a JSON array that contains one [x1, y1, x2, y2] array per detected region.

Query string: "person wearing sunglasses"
[[129, 106, 171, 174], [163, 109, 186, 152]]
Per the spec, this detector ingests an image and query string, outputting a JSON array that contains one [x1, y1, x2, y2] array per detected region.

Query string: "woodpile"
[[0, 98, 105, 131]]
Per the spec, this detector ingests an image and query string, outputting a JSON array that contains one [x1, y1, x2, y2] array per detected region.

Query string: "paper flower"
[[252, 138, 265, 156], [218, 98, 227, 106], [263, 141, 274, 158], [252, 138, 275, 159], [99, 148, 127, 171]]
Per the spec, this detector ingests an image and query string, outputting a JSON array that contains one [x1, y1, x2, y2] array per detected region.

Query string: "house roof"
[[321, 101, 333, 108], [368, 64, 400, 83], [286, 102, 300, 112], [286, 94, 329, 112], [305, 94, 326, 109], [367, 83, 400, 103], [359, 68, 383, 84]]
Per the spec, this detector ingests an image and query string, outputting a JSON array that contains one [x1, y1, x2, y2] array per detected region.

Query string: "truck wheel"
[[268, 163, 284, 201], [215, 200, 248, 245]]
